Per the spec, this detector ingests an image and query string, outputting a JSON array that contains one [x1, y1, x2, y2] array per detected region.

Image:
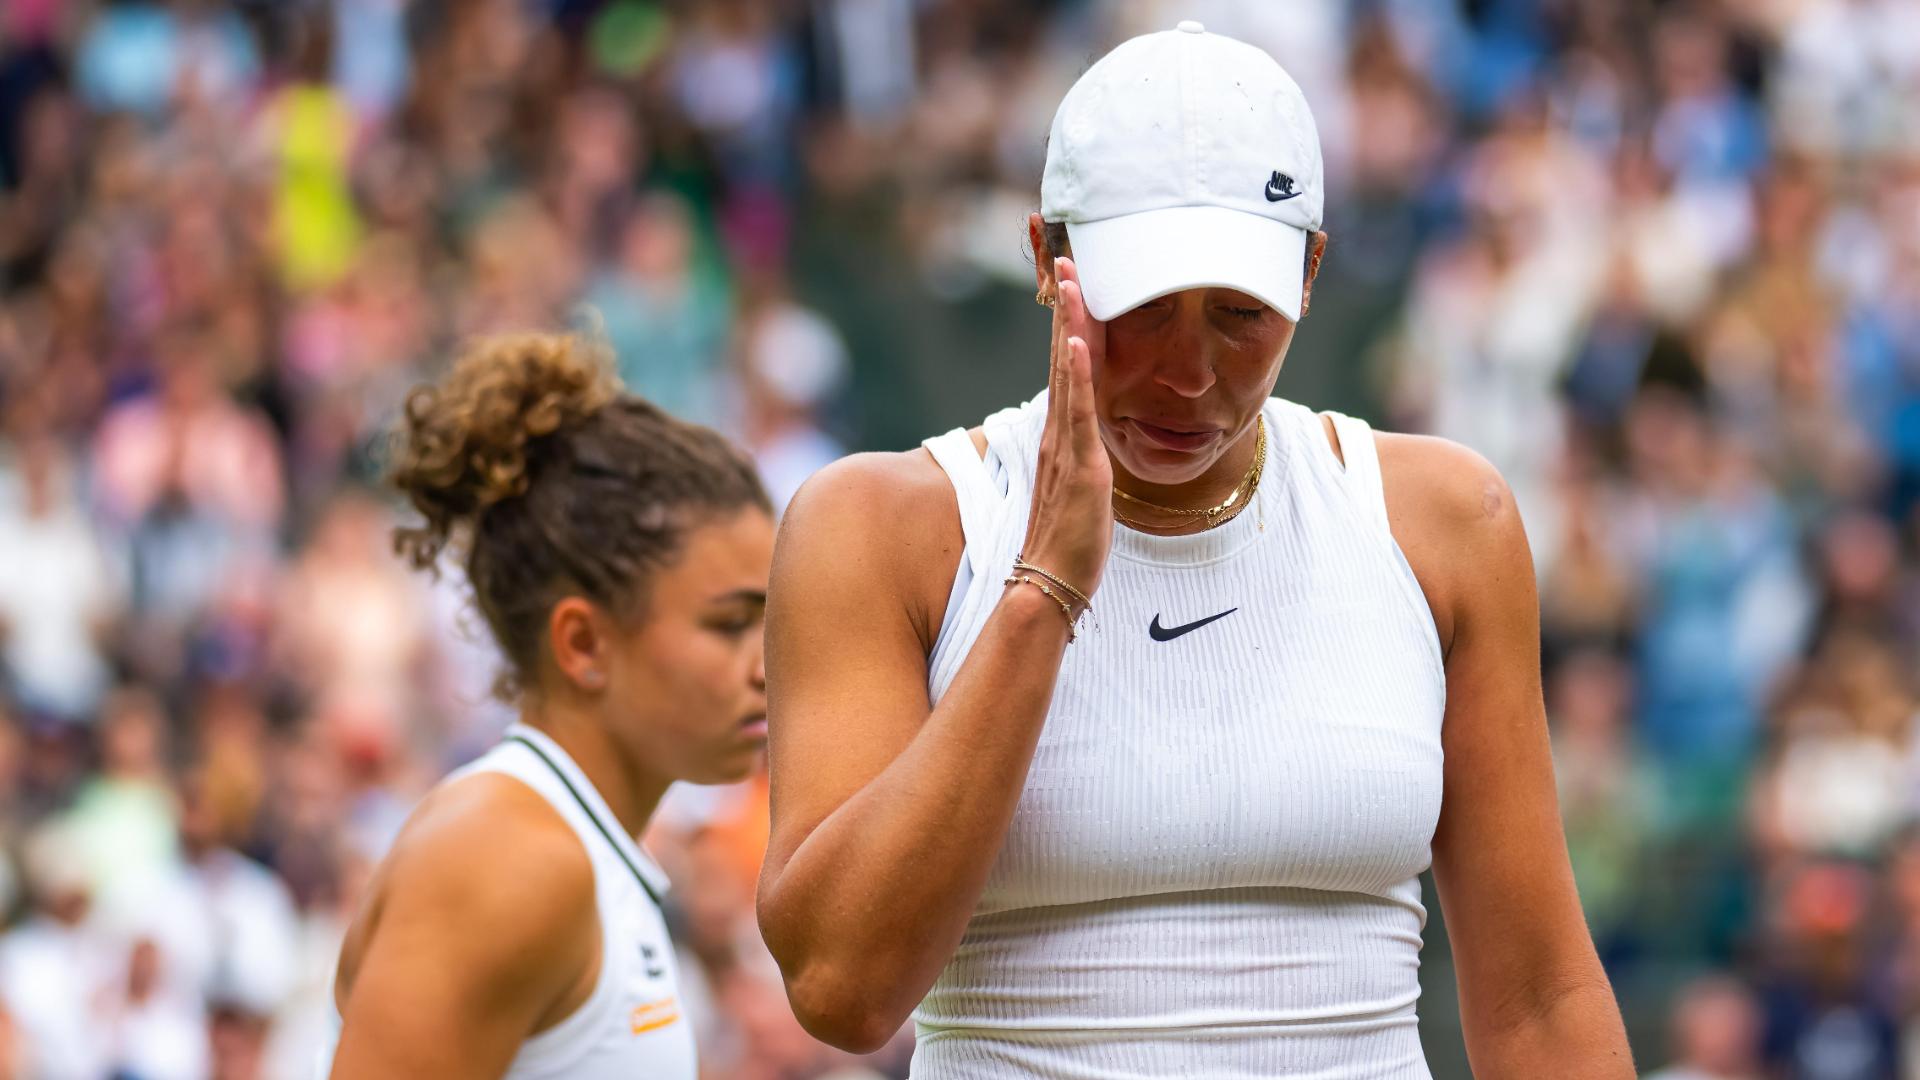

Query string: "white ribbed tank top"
[[316, 724, 695, 1080], [912, 393, 1446, 1079]]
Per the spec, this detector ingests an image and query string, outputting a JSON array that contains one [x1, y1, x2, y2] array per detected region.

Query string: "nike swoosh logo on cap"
[[1148, 608, 1238, 642]]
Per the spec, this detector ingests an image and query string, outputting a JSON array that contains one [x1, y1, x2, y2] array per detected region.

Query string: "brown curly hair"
[[391, 332, 769, 699]]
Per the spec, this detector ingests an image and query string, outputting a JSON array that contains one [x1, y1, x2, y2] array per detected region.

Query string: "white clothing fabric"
[[316, 723, 695, 1079], [134, 849, 303, 1015], [102, 981, 208, 1080], [910, 393, 1446, 1078], [0, 917, 120, 1080], [0, 491, 119, 718]]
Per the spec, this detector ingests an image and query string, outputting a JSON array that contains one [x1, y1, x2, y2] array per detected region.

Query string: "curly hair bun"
[[391, 333, 616, 570]]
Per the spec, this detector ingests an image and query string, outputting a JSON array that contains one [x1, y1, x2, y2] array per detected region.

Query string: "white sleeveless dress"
[[912, 392, 1446, 1079], [316, 723, 697, 1079]]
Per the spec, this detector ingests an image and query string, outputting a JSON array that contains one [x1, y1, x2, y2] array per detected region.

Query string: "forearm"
[[761, 585, 1069, 1031], [1464, 976, 1634, 1080]]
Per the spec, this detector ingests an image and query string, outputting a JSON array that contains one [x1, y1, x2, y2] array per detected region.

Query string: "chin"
[[688, 740, 765, 785], [1103, 420, 1229, 483], [1115, 444, 1226, 486]]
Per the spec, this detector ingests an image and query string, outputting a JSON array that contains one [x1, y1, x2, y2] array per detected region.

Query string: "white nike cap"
[[1041, 20, 1324, 322]]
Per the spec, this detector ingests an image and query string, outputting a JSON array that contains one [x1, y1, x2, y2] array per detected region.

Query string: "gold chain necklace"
[[1112, 415, 1266, 532], [1112, 498, 1257, 532]]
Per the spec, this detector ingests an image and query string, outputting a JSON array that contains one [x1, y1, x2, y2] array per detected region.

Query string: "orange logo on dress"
[[630, 996, 681, 1035]]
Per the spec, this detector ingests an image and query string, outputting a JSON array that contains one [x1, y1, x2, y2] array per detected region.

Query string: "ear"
[[1299, 230, 1329, 321], [548, 596, 610, 693], [1029, 212, 1058, 299]]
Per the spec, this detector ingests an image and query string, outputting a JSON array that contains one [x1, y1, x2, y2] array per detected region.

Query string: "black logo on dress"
[[1149, 608, 1238, 642], [1264, 172, 1301, 202], [640, 942, 666, 978]]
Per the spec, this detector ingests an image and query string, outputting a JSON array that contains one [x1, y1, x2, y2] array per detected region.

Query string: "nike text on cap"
[[1041, 20, 1325, 322]]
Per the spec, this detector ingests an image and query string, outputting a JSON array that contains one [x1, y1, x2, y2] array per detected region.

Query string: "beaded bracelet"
[[1012, 556, 1096, 633], [1005, 573, 1079, 642], [1012, 556, 1091, 608]]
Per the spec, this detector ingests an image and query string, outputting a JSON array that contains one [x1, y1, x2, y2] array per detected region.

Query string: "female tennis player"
[[321, 333, 773, 1078], [759, 22, 1632, 1078]]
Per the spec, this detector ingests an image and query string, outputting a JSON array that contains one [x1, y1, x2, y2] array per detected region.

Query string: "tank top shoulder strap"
[[980, 391, 1045, 489], [460, 724, 670, 907], [921, 392, 1044, 702], [1322, 410, 1391, 535], [923, 428, 1001, 576]]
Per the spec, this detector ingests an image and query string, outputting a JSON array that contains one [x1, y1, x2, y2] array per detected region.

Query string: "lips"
[[738, 715, 768, 741], [1126, 418, 1222, 453]]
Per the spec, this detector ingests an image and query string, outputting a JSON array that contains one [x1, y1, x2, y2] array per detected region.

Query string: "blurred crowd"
[[0, 1, 1915, 1078]]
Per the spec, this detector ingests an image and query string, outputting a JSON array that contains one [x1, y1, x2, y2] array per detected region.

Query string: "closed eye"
[[1221, 306, 1264, 320], [703, 590, 767, 636], [705, 611, 763, 637]]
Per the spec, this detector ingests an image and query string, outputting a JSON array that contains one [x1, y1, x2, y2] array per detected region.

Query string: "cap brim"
[[1065, 205, 1308, 322]]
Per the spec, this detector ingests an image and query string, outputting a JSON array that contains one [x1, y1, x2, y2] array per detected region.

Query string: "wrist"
[[1000, 577, 1077, 642]]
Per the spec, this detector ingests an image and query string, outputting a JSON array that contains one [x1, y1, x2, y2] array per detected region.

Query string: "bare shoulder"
[[783, 448, 955, 531], [385, 772, 594, 910], [775, 436, 978, 649], [1313, 414, 1515, 538], [1374, 432, 1520, 539], [1371, 431, 1533, 654], [340, 772, 595, 1002]]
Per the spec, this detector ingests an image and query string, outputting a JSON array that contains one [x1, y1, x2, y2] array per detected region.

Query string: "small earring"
[[1035, 289, 1055, 308]]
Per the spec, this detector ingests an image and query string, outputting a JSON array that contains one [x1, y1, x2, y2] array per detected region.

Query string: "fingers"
[[1055, 258, 1083, 334], [1067, 335, 1094, 418], [1052, 290, 1070, 400], [1046, 259, 1076, 436], [1065, 334, 1099, 453], [1056, 275, 1086, 350], [1055, 255, 1080, 290], [1048, 258, 1106, 459], [1054, 259, 1104, 360]]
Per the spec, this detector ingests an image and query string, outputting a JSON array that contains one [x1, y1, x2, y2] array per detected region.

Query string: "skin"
[[329, 508, 775, 1079], [757, 213, 1632, 1075]]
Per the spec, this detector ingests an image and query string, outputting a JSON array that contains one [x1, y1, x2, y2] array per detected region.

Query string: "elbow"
[[781, 963, 907, 1054], [757, 873, 914, 1053], [1475, 965, 1623, 1048]]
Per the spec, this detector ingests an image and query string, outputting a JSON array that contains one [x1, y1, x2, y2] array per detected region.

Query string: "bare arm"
[[756, 469, 1075, 1050], [330, 776, 599, 1079], [1380, 433, 1634, 1079], [757, 261, 1114, 1052]]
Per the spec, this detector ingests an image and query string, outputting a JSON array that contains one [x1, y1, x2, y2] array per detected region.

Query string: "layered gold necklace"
[[1112, 416, 1267, 532]]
